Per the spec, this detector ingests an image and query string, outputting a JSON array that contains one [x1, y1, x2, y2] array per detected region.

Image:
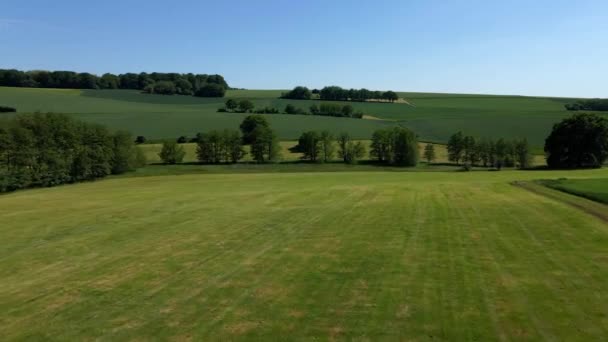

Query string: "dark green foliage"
[[447, 131, 532, 170], [317, 103, 362, 118], [99, 73, 119, 89], [135, 135, 146, 144], [239, 115, 269, 144], [514, 138, 532, 169], [111, 131, 139, 174], [319, 86, 398, 102], [296, 131, 321, 162], [463, 135, 478, 166], [195, 83, 226, 98], [238, 100, 255, 113], [158, 140, 185, 164], [447, 131, 465, 164], [319, 131, 335, 162], [144, 81, 177, 95], [254, 107, 280, 114], [382, 91, 399, 103], [175, 78, 194, 95], [370, 127, 418, 166], [0, 113, 141, 192], [0, 106, 16, 113], [370, 129, 392, 162], [225, 99, 238, 112], [0, 69, 229, 95], [284, 104, 306, 115], [281, 86, 312, 100], [424, 144, 436, 164], [177, 136, 188, 144], [342, 105, 354, 117], [545, 113, 608, 168], [250, 125, 280, 163], [196, 129, 245, 164], [337, 132, 365, 164], [565, 99, 608, 111]]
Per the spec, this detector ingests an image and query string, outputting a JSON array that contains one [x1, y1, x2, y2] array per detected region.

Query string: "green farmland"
[[541, 178, 608, 204], [2, 169, 608, 340], [1, 86, 599, 147]]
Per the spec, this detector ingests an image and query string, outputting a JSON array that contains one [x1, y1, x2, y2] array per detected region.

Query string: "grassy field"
[[1, 86, 601, 147], [2, 168, 608, 340], [540, 178, 608, 204]]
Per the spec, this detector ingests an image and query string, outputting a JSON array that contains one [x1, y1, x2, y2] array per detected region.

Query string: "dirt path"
[[512, 181, 608, 223]]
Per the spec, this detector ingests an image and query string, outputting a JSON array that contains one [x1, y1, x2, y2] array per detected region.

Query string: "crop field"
[[1, 87, 601, 147], [541, 178, 608, 204], [2, 168, 608, 340]]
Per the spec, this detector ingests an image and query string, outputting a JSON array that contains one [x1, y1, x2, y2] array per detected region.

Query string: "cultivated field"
[[2, 169, 608, 340], [541, 178, 608, 204], [0, 87, 599, 147]]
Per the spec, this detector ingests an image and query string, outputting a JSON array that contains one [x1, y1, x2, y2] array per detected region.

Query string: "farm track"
[[512, 181, 608, 223]]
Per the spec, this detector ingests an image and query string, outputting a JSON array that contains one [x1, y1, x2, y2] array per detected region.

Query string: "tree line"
[[219, 99, 363, 118], [158, 115, 280, 164], [0, 69, 228, 97], [0, 113, 146, 192], [446, 132, 532, 170], [281, 86, 399, 103], [293, 127, 419, 165], [564, 99, 608, 112]]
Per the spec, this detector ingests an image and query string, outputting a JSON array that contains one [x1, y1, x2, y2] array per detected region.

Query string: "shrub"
[[0, 106, 16, 113], [158, 140, 185, 164], [281, 86, 312, 100]]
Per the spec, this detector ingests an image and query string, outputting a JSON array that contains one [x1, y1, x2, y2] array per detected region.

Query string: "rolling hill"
[[0, 86, 601, 147]]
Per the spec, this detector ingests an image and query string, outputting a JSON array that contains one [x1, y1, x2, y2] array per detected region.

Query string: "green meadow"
[[1, 86, 600, 147], [2, 169, 608, 340]]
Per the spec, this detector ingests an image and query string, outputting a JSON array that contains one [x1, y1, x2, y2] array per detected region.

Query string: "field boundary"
[[512, 181, 608, 223], [538, 179, 608, 205]]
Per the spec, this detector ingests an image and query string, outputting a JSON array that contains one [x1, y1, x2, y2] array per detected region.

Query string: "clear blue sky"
[[1, 0, 607, 97]]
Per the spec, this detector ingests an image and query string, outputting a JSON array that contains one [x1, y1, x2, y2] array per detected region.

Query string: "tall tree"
[[423, 143, 436, 164], [337, 132, 352, 163], [447, 131, 465, 165], [391, 127, 418, 166], [335, 132, 366, 164], [224, 129, 246, 163], [111, 130, 138, 173], [319, 131, 335, 162], [463, 135, 478, 166], [545, 113, 608, 168], [514, 138, 533, 169], [370, 127, 418, 166], [239, 115, 269, 144], [250, 126, 280, 163], [159, 140, 185, 164], [370, 129, 393, 162], [297, 131, 321, 162], [382, 91, 399, 103]]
